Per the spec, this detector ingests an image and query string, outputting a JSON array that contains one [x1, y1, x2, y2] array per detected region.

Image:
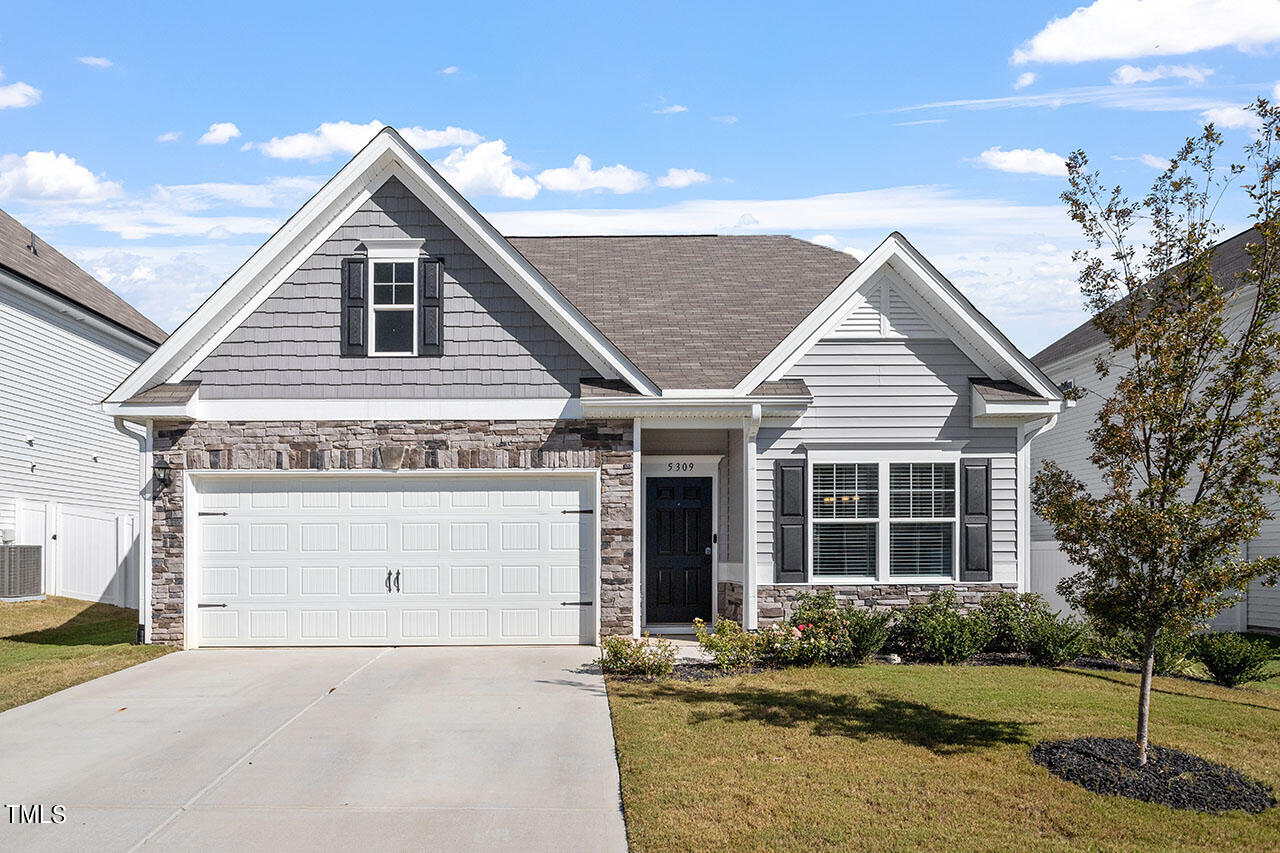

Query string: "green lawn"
[[0, 596, 172, 713], [607, 664, 1280, 853]]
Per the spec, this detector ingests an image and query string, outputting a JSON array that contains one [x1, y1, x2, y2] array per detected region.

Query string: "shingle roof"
[[0, 207, 166, 346], [120, 381, 200, 405], [508, 235, 859, 389], [971, 378, 1045, 402], [1032, 227, 1259, 368]]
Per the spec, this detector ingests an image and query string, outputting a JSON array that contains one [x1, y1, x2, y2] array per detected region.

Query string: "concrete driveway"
[[0, 647, 627, 852]]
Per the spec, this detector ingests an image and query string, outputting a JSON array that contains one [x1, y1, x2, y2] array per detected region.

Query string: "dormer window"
[[371, 260, 416, 355]]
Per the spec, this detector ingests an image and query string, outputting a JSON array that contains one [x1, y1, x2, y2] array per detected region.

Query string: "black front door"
[[646, 477, 713, 624]]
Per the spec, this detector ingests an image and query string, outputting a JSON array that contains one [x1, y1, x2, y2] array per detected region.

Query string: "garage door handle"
[[560, 601, 593, 606], [393, 570, 400, 593], [197, 603, 227, 608], [385, 570, 392, 593], [561, 509, 594, 514]]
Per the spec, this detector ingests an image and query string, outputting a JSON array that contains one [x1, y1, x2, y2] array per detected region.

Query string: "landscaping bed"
[[1032, 736, 1276, 815]]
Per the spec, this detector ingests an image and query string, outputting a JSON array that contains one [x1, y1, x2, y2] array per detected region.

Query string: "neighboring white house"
[[0, 207, 165, 610], [1030, 227, 1280, 632]]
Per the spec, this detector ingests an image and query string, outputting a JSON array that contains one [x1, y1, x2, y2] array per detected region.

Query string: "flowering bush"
[[781, 591, 892, 665], [598, 632, 677, 678]]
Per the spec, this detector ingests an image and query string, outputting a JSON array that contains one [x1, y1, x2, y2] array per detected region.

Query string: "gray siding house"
[[106, 128, 1064, 648], [1029, 228, 1280, 632]]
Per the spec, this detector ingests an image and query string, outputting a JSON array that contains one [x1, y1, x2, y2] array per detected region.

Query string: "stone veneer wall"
[[756, 583, 1018, 624], [717, 581, 744, 623], [150, 419, 633, 646]]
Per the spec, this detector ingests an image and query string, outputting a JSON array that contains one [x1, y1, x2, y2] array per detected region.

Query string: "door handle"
[[385, 569, 392, 593], [560, 601, 594, 606], [393, 570, 400, 593]]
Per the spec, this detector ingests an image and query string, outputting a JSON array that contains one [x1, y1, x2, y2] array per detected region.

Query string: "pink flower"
[[790, 626, 802, 638]]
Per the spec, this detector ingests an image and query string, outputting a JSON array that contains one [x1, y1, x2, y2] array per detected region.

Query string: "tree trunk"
[[1135, 630, 1156, 766]]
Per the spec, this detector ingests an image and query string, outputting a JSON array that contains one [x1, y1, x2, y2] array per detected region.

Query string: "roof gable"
[[0, 206, 165, 346], [737, 232, 1063, 401], [829, 266, 944, 339], [107, 128, 658, 403]]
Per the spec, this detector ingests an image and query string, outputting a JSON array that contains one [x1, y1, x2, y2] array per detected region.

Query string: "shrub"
[[1194, 633, 1279, 687], [979, 592, 1054, 653], [693, 618, 762, 671], [1080, 623, 1196, 676], [598, 632, 677, 678], [889, 591, 994, 664], [783, 591, 892, 666], [1025, 614, 1086, 667]]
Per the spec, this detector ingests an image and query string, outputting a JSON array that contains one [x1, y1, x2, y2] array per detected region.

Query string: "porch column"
[[743, 404, 761, 630]]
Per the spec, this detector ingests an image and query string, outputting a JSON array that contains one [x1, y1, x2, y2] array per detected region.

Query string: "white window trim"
[[367, 252, 418, 357], [806, 450, 960, 585]]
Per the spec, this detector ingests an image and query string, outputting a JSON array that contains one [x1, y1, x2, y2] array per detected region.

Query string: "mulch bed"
[[1031, 737, 1277, 814]]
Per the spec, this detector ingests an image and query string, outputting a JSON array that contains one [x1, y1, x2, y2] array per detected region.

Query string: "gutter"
[[113, 417, 153, 644]]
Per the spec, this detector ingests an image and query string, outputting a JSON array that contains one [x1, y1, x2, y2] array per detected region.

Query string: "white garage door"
[[191, 474, 596, 647]]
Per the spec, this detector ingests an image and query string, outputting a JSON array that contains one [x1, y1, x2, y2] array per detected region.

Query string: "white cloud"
[[894, 118, 947, 126], [536, 155, 649, 194], [892, 84, 1234, 115], [1201, 105, 1262, 129], [252, 120, 482, 160], [1140, 153, 1168, 169], [198, 122, 241, 145], [653, 104, 688, 114], [1013, 0, 1280, 64], [711, 115, 738, 124], [0, 151, 122, 201], [155, 131, 181, 143], [434, 140, 539, 199], [1110, 63, 1213, 85], [152, 176, 323, 211], [440, 66, 459, 74], [0, 69, 40, 109], [1014, 72, 1038, 90], [78, 56, 113, 69], [973, 146, 1067, 177], [807, 234, 866, 260], [656, 168, 710, 189]]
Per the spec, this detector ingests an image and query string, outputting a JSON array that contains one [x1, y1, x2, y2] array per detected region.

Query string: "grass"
[[0, 596, 172, 713], [607, 664, 1280, 853]]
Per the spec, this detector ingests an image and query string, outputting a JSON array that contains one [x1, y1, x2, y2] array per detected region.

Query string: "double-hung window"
[[888, 462, 955, 577], [370, 260, 416, 355], [810, 458, 958, 580], [812, 463, 878, 577]]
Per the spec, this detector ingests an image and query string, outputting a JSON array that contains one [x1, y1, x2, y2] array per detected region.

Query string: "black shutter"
[[960, 458, 992, 582], [340, 257, 367, 356], [419, 257, 443, 356], [774, 459, 807, 582]]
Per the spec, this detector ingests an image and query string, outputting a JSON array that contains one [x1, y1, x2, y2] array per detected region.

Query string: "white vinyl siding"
[[757, 338, 1019, 584], [0, 277, 152, 606]]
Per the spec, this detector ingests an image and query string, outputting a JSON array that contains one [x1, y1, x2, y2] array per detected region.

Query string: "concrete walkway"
[[0, 647, 627, 852]]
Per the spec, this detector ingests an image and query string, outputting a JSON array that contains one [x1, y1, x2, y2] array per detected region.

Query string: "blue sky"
[[2, 0, 1278, 352]]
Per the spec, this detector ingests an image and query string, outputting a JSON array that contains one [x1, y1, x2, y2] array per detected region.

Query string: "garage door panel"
[[192, 475, 595, 646]]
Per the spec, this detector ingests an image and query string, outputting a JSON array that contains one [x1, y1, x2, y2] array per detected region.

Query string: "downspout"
[[114, 417, 153, 644], [743, 403, 762, 630]]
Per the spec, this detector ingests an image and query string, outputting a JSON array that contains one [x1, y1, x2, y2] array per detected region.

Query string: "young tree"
[[1033, 98, 1280, 766]]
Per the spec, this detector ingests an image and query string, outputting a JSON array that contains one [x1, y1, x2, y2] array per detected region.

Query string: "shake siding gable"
[[756, 338, 1019, 582], [190, 177, 593, 399]]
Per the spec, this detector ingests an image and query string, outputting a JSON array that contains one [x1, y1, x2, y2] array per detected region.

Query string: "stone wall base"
[[716, 581, 744, 623], [756, 583, 1018, 625]]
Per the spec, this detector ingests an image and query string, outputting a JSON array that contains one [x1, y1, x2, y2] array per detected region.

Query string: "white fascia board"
[[581, 396, 810, 420], [736, 233, 1063, 403], [106, 397, 583, 422], [106, 128, 659, 403], [970, 385, 1065, 426]]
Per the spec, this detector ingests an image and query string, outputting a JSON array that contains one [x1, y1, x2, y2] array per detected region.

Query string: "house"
[[1029, 227, 1280, 632], [0, 207, 166, 607], [104, 128, 1065, 648]]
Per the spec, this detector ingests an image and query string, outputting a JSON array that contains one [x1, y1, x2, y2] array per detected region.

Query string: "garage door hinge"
[[197, 603, 228, 608], [198, 511, 228, 517], [561, 508, 594, 514]]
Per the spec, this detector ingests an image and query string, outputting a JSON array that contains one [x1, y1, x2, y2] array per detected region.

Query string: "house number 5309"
[[667, 462, 695, 472]]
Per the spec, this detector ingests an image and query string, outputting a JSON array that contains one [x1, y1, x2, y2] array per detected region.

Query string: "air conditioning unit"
[[0, 545, 44, 602]]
